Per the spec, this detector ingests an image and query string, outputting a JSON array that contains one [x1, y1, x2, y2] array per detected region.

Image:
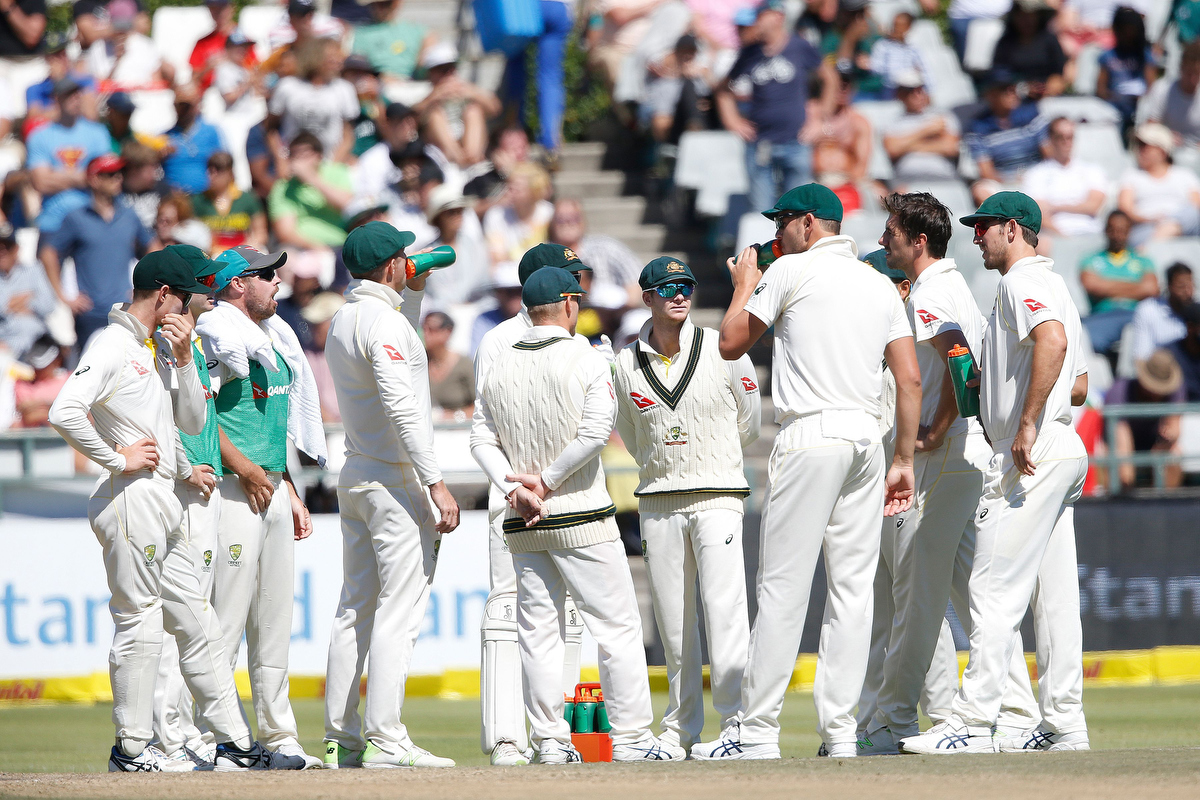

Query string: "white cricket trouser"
[[90, 473, 249, 753], [876, 431, 1039, 736], [953, 422, 1088, 734], [640, 506, 749, 747], [514, 539, 654, 748], [324, 456, 439, 750], [153, 482, 222, 755], [213, 472, 300, 749], [741, 414, 884, 747], [857, 513, 962, 734]]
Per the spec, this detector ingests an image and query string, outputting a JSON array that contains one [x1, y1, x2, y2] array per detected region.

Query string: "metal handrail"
[[1097, 402, 1200, 494]]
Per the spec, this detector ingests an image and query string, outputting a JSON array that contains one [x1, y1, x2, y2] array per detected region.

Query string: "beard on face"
[[246, 284, 278, 322], [982, 235, 1008, 271]]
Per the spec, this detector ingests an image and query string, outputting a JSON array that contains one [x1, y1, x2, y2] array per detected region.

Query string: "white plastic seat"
[[1073, 43, 1103, 96], [151, 7, 215, 84], [1038, 95, 1121, 126], [1142, 237, 1200, 284], [902, 180, 974, 219], [963, 17, 1005, 73], [237, 5, 288, 62], [674, 131, 748, 217], [1072, 122, 1132, 183], [923, 47, 977, 109], [129, 89, 177, 136], [735, 212, 776, 254]]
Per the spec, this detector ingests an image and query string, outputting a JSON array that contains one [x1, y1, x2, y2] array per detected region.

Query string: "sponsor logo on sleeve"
[[740, 376, 758, 392], [383, 344, 405, 362], [917, 309, 938, 325], [753, 283, 766, 296], [74, 366, 90, 376], [1023, 298, 1047, 313], [629, 391, 657, 410]]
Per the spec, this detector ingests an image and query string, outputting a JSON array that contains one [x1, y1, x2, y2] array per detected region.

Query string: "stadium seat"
[[238, 4, 288, 62], [1142, 237, 1200, 283], [840, 211, 887, 253], [151, 6, 216, 85], [735, 212, 774, 254], [1073, 44, 1103, 96], [867, 0, 919, 30], [1072, 122, 1133, 183], [962, 17, 1005, 73], [1038, 95, 1121, 126], [906, 19, 945, 53], [1181, 415, 1200, 472], [902, 180, 974, 219], [1115, 322, 1138, 379], [674, 131, 748, 217], [857, 100, 904, 181], [923, 47, 977, 109], [129, 89, 177, 136]]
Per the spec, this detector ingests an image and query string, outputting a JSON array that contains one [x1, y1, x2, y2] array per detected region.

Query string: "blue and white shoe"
[[214, 741, 307, 771], [612, 736, 686, 762], [899, 719, 997, 755], [691, 737, 779, 761], [817, 742, 857, 758], [108, 744, 165, 772], [996, 726, 1089, 753], [535, 741, 582, 765]]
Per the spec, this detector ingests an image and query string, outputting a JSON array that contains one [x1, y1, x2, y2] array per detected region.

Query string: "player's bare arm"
[[1014, 319, 1069, 477], [719, 246, 769, 360], [884, 334, 921, 516], [1071, 372, 1088, 406], [917, 328, 972, 453], [219, 427, 274, 513]]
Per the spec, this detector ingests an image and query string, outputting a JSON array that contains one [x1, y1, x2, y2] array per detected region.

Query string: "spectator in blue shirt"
[[716, 0, 837, 213], [0, 222, 56, 358], [161, 81, 227, 193], [967, 73, 1049, 205], [25, 31, 98, 124], [39, 154, 155, 350], [1097, 6, 1157, 135], [26, 78, 112, 235]]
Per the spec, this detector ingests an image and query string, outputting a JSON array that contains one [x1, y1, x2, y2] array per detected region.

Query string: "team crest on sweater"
[[664, 426, 688, 446]]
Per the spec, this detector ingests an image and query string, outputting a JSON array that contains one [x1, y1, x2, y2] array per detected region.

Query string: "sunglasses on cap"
[[654, 282, 695, 299]]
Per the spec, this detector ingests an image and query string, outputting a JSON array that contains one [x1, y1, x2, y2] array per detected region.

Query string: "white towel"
[[197, 301, 328, 468]]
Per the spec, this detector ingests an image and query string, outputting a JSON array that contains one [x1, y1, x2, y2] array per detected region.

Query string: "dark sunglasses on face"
[[974, 219, 1003, 238], [655, 282, 695, 299], [775, 212, 802, 230], [241, 267, 277, 282]]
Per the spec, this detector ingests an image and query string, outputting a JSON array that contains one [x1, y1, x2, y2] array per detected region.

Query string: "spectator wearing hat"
[[270, 131, 354, 250], [102, 90, 136, 150], [868, 12, 929, 100], [85, 0, 173, 91], [1078, 209, 1158, 357], [484, 161, 553, 264], [300, 290, 345, 422], [1020, 116, 1107, 238], [40, 153, 155, 348], [268, 38, 357, 164], [192, 151, 267, 254], [12, 335, 66, 427], [881, 70, 961, 186], [0, 222, 54, 356], [0, 0, 46, 115], [1138, 39, 1200, 146], [351, 0, 436, 84], [716, 0, 837, 214], [1130, 262, 1196, 361], [343, 53, 384, 156], [189, 0, 258, 92], [25, 31, 98, 125], [117, 140, 166, 229], [470, 261, 523, 354], [213, 29, 265, 116], [26, 77, 112, 235], [352, 101, 418, 200], [1118, 122, 1200, 246], [966, 72, 1050, 205], [1168, 301, 1200, 401], [991, 1, 1067, 101], [549, 196, 642, 305], [425, 182, 489, 306], [1105, 348, 1187, 489], [162, 81, 228, 194], [422, 310, 473, 420], [413, 42, 500, 168]]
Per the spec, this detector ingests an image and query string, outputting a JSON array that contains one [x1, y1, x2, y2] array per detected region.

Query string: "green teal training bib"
[[180, 340, 222, 476], [215, 349, 292, 472]]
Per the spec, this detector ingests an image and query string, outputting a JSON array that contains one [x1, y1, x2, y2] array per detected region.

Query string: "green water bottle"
[[564, 696, 575, 729], [752, 239, 783, 269], [595, 692, 611, 733], [573, 698, 596, 733], [404, 245, 456, 279], [947, 344, 980, 419]]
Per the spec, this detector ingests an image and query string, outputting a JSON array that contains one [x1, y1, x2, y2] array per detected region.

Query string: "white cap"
[[426, 183, 469, 220], [491, 261, 521, 290], [421, 41, 458, 71], [587, 282, 628, 311], [1135, 122, 1175, 155], [894, 69, 925, 89]]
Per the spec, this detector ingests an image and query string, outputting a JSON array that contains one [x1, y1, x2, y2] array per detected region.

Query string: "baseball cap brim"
[[958, 212, 1008, 227]]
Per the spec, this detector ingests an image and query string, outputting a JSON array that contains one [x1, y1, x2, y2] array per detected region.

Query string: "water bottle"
[[947, 344, 980, 419], [752, 239, 783, 268], [404, 245, 456, 279]]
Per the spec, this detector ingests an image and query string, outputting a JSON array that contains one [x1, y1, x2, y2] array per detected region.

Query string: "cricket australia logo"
[[432, 539, 441, 562], [664, 426, 688, 446], [203, 550, 213, 572], [641, 539, 648, 561], [143, 545, 156, 562], [228, 544, 242, 566]]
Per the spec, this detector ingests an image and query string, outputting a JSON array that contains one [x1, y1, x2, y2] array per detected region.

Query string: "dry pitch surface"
[[2, 687, 1199, 799]]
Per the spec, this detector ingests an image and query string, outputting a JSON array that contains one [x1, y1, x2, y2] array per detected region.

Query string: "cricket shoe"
[[535, 741, 582, 765], [997, 727, 1090, 753], [612, 737, 686, 762], [490, 741, 530, 766], [817, 742, 856, 758], [898, 719, 998, 755], [692, 737, 780, 761], [186, 740, 217, 764], [156, 745, 210, 771], [108, 744, 167, 772], [214, 740, 307, 770], [322, 741, 363, 768], [856, 727, 901, 756], [276, 742, 322, 769], [361, 741, 455, 768]]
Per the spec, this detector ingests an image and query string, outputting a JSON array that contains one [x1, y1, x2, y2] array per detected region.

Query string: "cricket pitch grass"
[[2, 686, 1199, 799]]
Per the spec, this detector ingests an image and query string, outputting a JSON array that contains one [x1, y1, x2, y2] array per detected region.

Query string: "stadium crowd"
[[0, 0, 1195, 489]]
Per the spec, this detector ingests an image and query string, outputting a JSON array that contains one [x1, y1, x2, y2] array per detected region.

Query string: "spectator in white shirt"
[[1021, 116, 1107, 238], [267, 38, 358, 163], [882, 70, 961, 185], [1130, 263, 1197, 361], [1118, 122, 1200, 246], [869, 12, 930, 99], [1137, 39, 1200, 146], [85, 0, 173, 91]]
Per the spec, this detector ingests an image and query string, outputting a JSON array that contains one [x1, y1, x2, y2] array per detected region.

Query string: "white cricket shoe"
[[275, 742, 322, 769], [187, 740, 217, 764], [691, 737, 780, 761], [997, 726, 1090, 753], [817, 742, 857, 758], [361, 741, 455, 768], [490, 741, 530, 766], [156, 746, 208, 771], [612, 736, 686, 762], [535, 741, 583, 765], [899, 718, 997, 755], [108, 744, 167, 772], [856, 727, 900, 756]]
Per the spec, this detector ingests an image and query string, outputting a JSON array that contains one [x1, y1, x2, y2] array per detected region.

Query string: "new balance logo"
[[917, 309, 938, 324], [383, 344, 404, 362], [741, 376, 758, 391], [1023, 298, 1047, 313], [629, 391, 657, 410]]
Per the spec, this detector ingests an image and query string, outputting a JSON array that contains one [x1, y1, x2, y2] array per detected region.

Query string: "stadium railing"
[[1094, 402, 1200, 494]]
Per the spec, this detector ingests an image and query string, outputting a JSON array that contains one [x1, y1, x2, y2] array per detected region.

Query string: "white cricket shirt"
[[979, 255, 1087, 444], [907, 258, 986, 437], [743, 234, 912, 424]]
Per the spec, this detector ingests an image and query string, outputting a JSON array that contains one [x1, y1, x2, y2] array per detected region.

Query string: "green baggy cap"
[[959, 190, 1042, 234], [343, 221, 417, 277], [762, 183, 844, 222], [639, 256, 696, 290], [517, 242, 591, 285], [132, 249, 214, 294], [522, 267, 586, 307]]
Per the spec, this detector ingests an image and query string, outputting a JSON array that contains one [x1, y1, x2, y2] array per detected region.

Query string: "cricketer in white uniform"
[[150, 247, 228, 769], [48, 250, 299, 772], [471, 267, 684, 764], [860, 195, 1040, 755], [472, 243, 597, 766], [901, 192, 1090, 754], [695, 184, 922, 760], [613, 256, 760, 752], [322, 222, 462, 769], [196, 245, 328, 769]]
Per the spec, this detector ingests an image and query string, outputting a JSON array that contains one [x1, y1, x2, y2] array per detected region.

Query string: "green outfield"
[[2, 685, 1200, 772]]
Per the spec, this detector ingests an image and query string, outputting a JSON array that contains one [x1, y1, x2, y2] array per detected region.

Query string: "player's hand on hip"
[[239, 465, 274, 514], [726, 245, 763, 291], [118, 437, 159, 473], [429, 480, 460, 533], [186, 463, 217, 498], [159, 313, 196, 364], [883, 462, 915, 516], [506, 473, 549, 500], [1011, 423, 1038, 477]]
